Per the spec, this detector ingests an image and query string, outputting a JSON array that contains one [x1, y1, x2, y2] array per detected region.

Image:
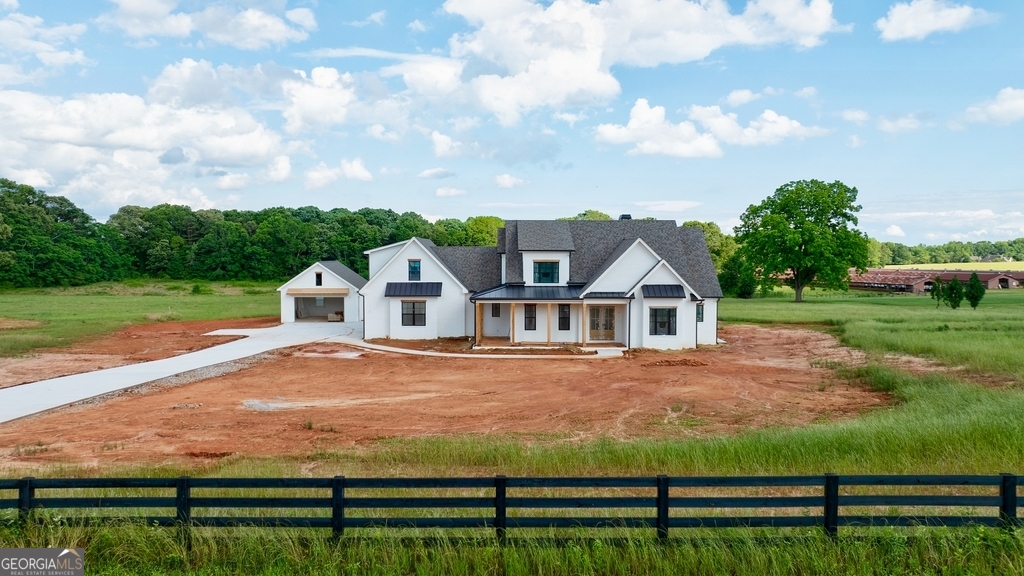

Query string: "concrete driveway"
[[0, 322, 362, 425]]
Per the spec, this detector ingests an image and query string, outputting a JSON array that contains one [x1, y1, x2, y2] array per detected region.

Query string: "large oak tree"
[[735, 180, 869, 302]]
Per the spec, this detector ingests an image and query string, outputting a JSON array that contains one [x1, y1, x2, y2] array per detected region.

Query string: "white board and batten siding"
[[360, 240, 468, 340], [584, 241, 659, 294], [629, 262, 698, 350]]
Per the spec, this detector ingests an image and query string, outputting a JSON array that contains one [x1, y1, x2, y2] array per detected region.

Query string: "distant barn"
[[848, 269, 1021, 294]]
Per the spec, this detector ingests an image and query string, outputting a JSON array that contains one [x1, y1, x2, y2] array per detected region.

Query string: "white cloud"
[[0, 10, 90, 85], [876, 0, 992, 41], [595, 98, 721, 158], [794, 86, 817, 99], [435, 186, 466, 197], [215, 172, 249, 190], [885, 224, 906, 237], [341, 158, 373, 181], [264, 155, 290, 182], [1, 1, 20, 10], [349, 10, 386, 27], [407, 19, 427, 32], [965, 88, 1024, 125], [688, 105, 830, 145], [281, 67, 357, 133], [494, 173, 528, 188], [431, 130, 465, 157], [450, 116, 480, 131], [418, 167, 456, 179], [147, 58, 230, 107], [841, 108, 870, 124], [367, 123, 401, 141], [726, 89, 761, 107], [96, 1, 311, 50], [878, 114, 922, 133], [553, 111, 586, 126], [285, 8, 317, 31], [848, 135, 865, 147], [444, 0, 848, 124], [634, 200, 701, 212]]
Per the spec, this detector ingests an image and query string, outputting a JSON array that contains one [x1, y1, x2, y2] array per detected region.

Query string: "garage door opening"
[[295, 297, 345, 321]]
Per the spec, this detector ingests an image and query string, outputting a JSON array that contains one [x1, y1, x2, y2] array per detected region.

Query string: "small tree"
[[945, 277, 965, 310], [930, 276, 945, 308], [965, 272, 986, 309]]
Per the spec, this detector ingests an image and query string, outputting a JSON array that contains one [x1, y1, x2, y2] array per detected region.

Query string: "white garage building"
[[277, 260, 366, 323]]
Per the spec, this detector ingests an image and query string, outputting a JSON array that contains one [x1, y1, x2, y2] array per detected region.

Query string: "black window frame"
[[558, 304, 570, 330], [315, 271, 322, 286], [401, 301, 426, 326], [491, 303, 501, 318], [533, 261, 559, 284], [524, 304, 537, 331], [649, 308, 677, 336], [408, 260, 421, 281], [696, 303, 705, 323]]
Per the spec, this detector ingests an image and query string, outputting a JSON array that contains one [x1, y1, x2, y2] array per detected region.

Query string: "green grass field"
[[4, 285, 1024, 573], [885, 261, 1024, 271], [0, 280, 281, 356]]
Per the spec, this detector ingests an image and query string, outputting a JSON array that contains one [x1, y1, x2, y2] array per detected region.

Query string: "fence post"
[[18, 477, 34, 527], [1000, 473, 1017, 530], [656, 475, 669, 541], [332, 476, 346, 537], [176, 476, 191, 553], [824, 473, 839, 539], [495, 475, 507, 542]]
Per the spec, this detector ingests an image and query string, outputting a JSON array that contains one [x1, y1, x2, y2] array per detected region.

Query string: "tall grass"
[[0, 280, 280, 356], [720, 289, 1024, 381]]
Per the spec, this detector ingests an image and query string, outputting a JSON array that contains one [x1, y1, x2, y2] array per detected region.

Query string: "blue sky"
[[1, 0, 1022, 244]]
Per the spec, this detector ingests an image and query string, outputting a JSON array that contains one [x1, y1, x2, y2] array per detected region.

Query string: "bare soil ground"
[[0, 317, 279, 389], [0, 323, 889, 468], [369, 338, 595, 355]]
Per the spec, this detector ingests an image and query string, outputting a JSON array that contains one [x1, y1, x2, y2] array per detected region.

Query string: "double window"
[[524, 304, 537, 331], [558, 305, 570, 330], [533, 261, 558, 284], [649, 308, 677, 336], [401, 301, 426, 326]]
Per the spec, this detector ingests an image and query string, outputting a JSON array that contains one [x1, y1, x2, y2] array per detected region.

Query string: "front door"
[[589, 307, 615, 341]]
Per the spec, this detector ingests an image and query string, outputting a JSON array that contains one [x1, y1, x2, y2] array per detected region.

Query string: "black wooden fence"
[[1, 474, 1019, 538]]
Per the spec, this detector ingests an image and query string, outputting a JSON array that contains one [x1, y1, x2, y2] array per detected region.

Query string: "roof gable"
[[581, 237, 660, 296], [278, 260, 365, 292], [360, 238, 468, 294]]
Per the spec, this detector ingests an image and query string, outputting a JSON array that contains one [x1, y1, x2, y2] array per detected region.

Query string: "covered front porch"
[[470, 299, 630, 348]]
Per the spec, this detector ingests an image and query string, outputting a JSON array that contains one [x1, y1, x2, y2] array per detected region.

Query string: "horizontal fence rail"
[[0, 474, 1019, 539]]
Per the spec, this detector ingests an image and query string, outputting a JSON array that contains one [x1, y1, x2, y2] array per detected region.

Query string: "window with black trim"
[[696, 303, 705, 323], [408, 260, 421, 281], [558, 305, 570, 330], [315, 272, 322, 286], [402, 301, 426, 326], [524, 304, 537, 330], [491, 303, 500, 317], [649, 308, 676, 336], [533, 261, 558, 283]]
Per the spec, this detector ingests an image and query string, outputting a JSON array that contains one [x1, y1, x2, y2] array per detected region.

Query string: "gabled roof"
[[359, 237, 468, 295], [580, 237, 651, 295], [495, 220, 723, 297], [516, 220, 575, 251], [319, 260, 367, 288]]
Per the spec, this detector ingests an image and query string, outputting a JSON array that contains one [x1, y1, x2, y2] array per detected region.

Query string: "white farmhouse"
[[355, 219, 722, 349]]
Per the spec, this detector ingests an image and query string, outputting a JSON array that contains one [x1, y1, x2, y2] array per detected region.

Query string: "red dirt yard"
[[0, 323, 887, 468]]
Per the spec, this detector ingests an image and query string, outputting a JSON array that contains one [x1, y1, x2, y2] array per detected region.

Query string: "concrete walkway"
[[0, 322, 360, 425]]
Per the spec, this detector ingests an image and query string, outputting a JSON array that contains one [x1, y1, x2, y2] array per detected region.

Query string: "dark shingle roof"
[[319, 260, 367, 288], [581, 237, 636, 292], [516, 221, 575, 251], [496, 227, 506, 253], [500, 220, 723, 298], [429, 246, 501, 292], [384, 282, 442, 297]]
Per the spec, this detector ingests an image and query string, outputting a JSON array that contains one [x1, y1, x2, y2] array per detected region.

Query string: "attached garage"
[[278, 261, 367, 323]]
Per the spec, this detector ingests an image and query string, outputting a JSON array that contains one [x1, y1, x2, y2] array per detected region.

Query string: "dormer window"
[[408, 260, 421, 281], [315, 272, 322, 286], [533, 261, 558, 283]]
